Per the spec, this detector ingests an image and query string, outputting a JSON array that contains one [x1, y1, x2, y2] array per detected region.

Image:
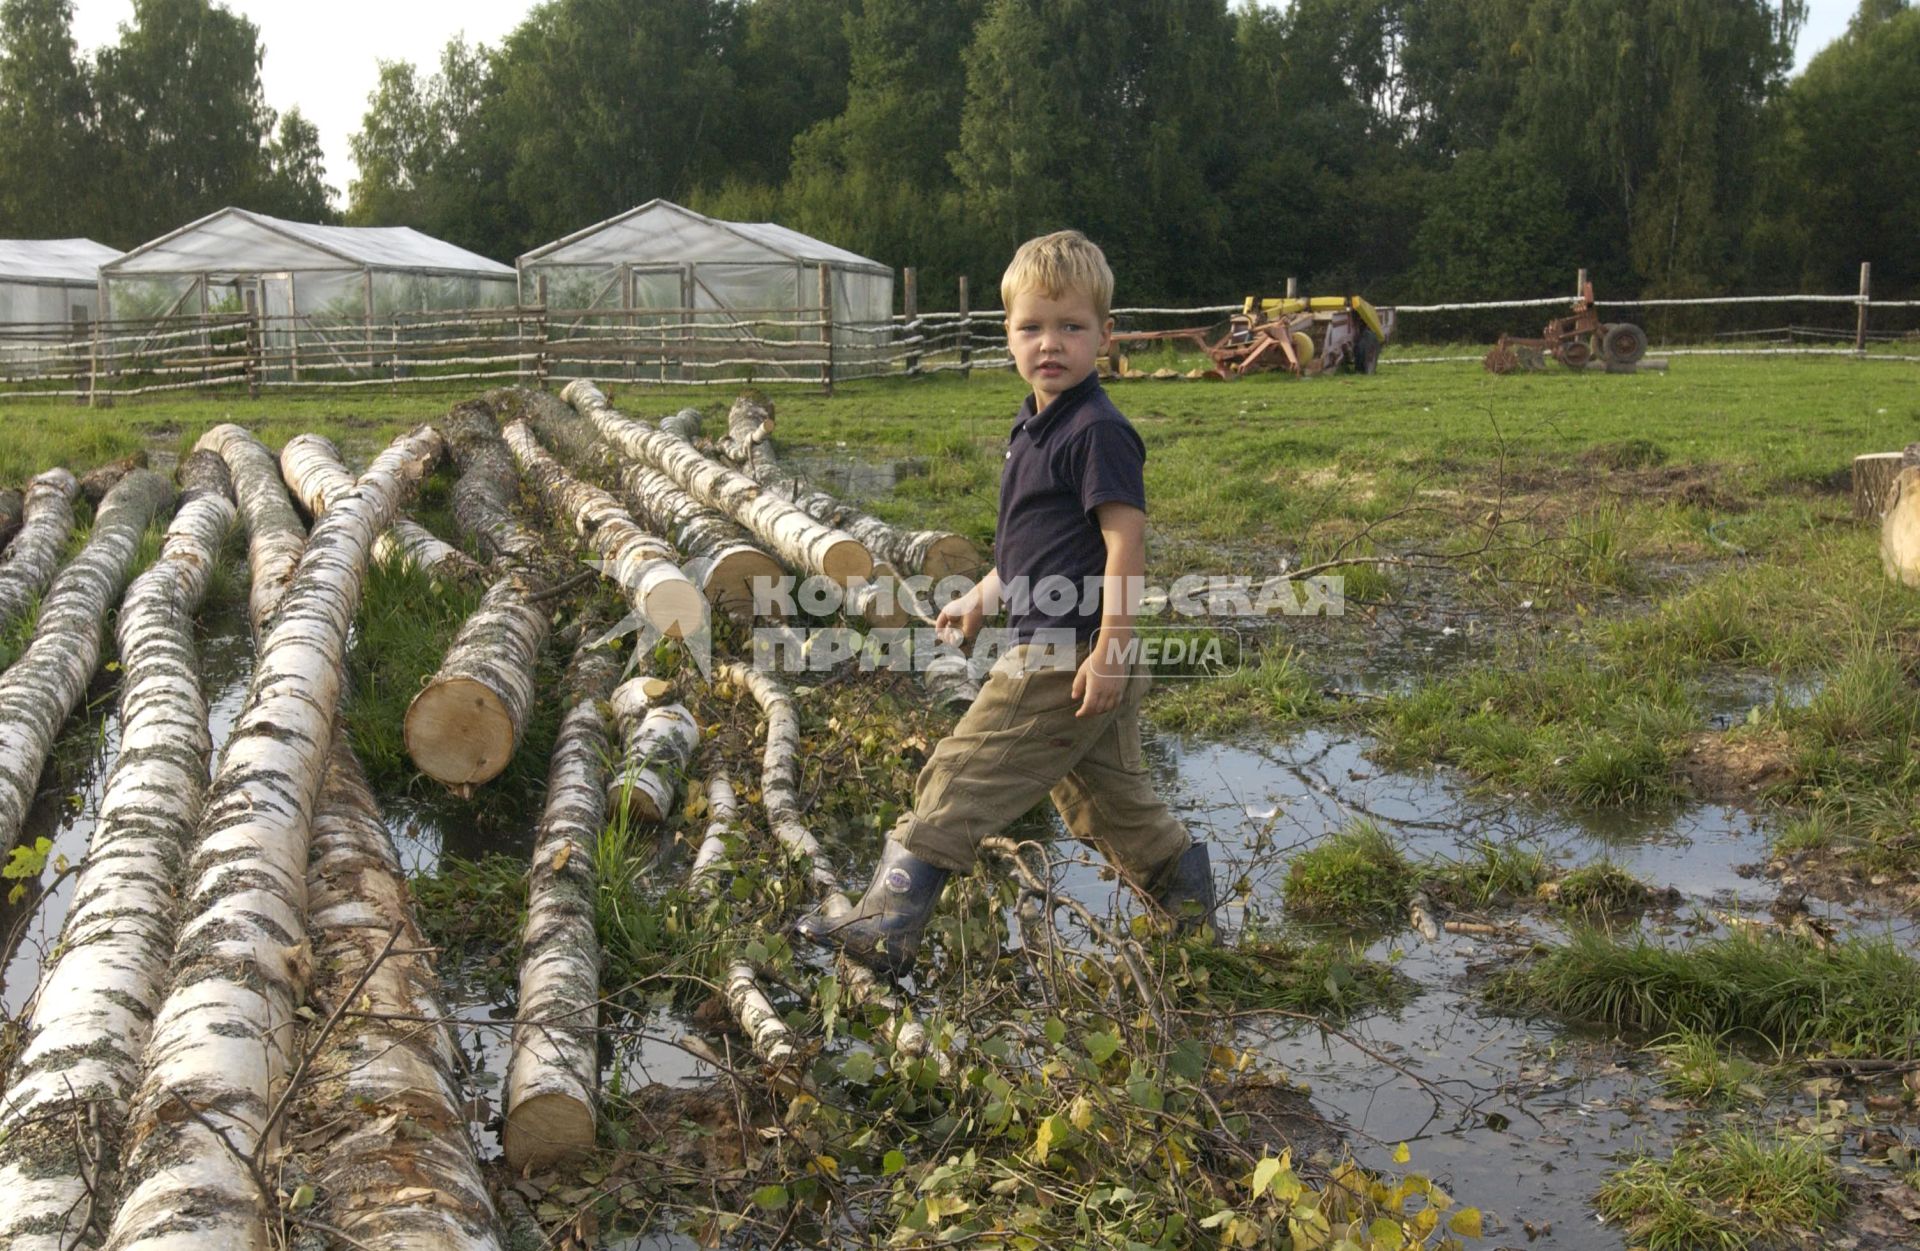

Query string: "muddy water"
[[3, 604, 1915, 1251]]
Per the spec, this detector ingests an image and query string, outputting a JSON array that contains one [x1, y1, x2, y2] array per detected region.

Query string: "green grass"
[[1594, 1128, 1846, 1251], [1424, 840, 1553, 909], [1281, 819, 1414, 923], [1548, 861, 1655, 917], [1646, 1028, 1772, 1106], [1494, 928, 1920, 1056], [1168, 934, 1406, 1018], [1144, 640, 1320, 735]]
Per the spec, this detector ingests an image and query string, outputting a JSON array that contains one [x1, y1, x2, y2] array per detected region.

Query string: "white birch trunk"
[[500, 419, 706, 641], [921, 650, 984, 711], [725, 964, 795, 1064], [404, 572, 550, 793], [0, 467, 80, 637], [446, 396, 543, 566], [561, 381, 871, 585], [292, 729, 506, 1250], [660, 406, 706, 444], [101, 425, 443, 1251], [0, 454, 234, 1251], [688, 772, 738, 892], [280, 433, 478, 582], [717, 395, 981, 581], [614, 458, 782, 622], [194, 425, 305, 636], [0, 469, 174, 853], [503, 642, 622, 1172], [606, 677, 698, 824]]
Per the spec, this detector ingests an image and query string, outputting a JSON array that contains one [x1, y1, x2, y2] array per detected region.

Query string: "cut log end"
[[822, 538, 875, 586], [503, 1093, 596, 1172], [703, 547, 785, 619], [644, 578, 712, 641], [921, 535, 986, 582], [405, 676, 521, 786], [1855, 452, 1905, 520]]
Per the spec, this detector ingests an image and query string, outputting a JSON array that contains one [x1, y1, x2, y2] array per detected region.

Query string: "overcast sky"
[[67, 0, 1860, 208]]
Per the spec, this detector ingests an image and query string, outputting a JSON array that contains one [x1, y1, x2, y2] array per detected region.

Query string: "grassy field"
[[6, 356, 1920, 1248]]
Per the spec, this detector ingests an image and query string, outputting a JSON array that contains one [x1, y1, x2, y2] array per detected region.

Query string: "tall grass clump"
[[1496, 928, 1920, 1057], [1594, 1128, 1845, 1251], [1282, 819, 1413, 924]]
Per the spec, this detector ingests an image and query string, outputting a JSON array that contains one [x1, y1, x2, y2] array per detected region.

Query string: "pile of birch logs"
[[0, 383, 984, 1249]]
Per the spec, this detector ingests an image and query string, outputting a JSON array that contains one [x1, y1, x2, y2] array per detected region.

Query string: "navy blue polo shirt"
[[995, 370, 1148, 643]]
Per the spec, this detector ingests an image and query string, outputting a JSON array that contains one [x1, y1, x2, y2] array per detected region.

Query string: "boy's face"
[[1006, 288, 1112, 407]]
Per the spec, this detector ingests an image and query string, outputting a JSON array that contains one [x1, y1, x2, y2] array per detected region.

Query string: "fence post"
[[903, 266, 920, 376], [246, 312, 261, 400], [1576, 267, 1588, 298], [1856, 262, 1872, 355], [87, 318, 101, 408], [958, 275, 971, 378], [1285, 277, 1297, 300], [819, 264, 835, 395], [536, 303, 551, 389]]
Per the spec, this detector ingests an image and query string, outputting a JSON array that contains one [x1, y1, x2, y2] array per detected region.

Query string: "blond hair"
[[1000, 230, 1114, 321]]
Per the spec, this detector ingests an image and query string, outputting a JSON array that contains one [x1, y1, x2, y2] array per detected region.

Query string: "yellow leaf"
[[1367, 1217, 1406, 1250], [1250, 1156, 1282, 1198], [1449, 1208, 1484, 1239], [1410, 1208, 1438, 1238], [550, 843, 571, 872], [1392, 1141, 1410, 1164], [812, 1154, 840, 1178], [1068, 1095, 1095, 1132]]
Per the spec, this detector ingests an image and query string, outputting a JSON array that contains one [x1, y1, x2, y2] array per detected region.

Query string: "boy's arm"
[[1075, 501, 1146, 717], [935, 566, 1003, 645]]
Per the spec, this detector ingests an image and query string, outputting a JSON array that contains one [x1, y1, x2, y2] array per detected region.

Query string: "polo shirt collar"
[[1013, 370, 1101, 441]]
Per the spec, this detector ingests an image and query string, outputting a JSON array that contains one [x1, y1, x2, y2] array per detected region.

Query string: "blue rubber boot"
[[795, 840, 951, 976], [1147, 841, 1217, 937]]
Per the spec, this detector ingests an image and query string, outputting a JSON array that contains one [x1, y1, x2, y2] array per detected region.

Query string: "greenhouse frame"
[[98, 207, 517, 325], [517, 199, 893, 380], [0, 238, 121, 329]]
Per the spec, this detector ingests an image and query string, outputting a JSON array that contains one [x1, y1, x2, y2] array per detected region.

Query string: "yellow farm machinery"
[[1106, 295, 1394, 379]]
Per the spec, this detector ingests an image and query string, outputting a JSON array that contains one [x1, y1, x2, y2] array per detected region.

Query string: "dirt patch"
[[1681, 729, 1795, 802], [1766, 846, 1920, 913], [1209, 1075, 1342, 1163]]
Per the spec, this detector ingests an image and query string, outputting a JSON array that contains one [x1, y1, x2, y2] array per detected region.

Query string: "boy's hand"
[[934, 590, 985, 646], [1072, 650, 1127, 717]]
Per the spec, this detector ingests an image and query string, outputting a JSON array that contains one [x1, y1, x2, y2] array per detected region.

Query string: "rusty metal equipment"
[[1106, 295, 1394, 379], [1484, 282, 1646, 373]]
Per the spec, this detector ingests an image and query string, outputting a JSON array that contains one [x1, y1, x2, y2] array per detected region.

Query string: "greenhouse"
[[0, 238, 121, 328], [98, 207, 517, 323], [518, 199, 893, 381]]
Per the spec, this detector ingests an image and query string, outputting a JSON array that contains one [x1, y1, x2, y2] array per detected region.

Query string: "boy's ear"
[[1101, 317, 1115, 351]]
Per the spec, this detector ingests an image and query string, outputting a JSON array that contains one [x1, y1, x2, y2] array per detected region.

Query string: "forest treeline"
[[3, 0, 1917, 306]]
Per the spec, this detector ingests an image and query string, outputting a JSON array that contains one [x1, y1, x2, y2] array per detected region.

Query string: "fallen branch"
[[0, 468, 79, 638]]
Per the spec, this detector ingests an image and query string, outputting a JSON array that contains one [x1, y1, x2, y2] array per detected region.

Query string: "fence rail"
[[1, 271, 1915, 403]]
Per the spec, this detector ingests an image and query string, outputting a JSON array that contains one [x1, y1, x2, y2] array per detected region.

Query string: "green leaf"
[[840, 1051, 876, 1084], [1032, 1114, 1068, 1165], [1084, 1030, 1120, 1064], [882, 1149, 906, 1176], [1043, 1017, 1067, 1047], [751, 1184, 790, 1210], [1368, 1217, 1406, 1249]]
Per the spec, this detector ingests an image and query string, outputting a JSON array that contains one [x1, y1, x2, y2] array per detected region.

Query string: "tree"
[[253, 107, 336, 223], [94, 0, 277, 244], [0, 0, 96, 237], [724, 0, 855, 184], [1771, 0, 1920, 290]]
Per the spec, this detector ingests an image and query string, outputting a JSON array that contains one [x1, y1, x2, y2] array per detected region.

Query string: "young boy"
[[796, 230, 1216, 976]]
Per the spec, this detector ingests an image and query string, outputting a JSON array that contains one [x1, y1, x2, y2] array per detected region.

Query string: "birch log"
[[102, 425, 442, 1251], [293, 730, 506, 1250], [607, 676, 699, 824], [77, 453, 148, 505], [660, 406, 706, 444], [726, 963, 796, 1064], [615, 458, 783, 620], [405, 572, 550, 792], [716, 662, 931, 1057], [503, 642, 622, 1171], [0, 469, 173, 852], [447, 396, 543, 565], [0, 467, 79, 636], [0, 453, 233, 1251], [501, 419, 706, 640], [195, 424, 304, 634], [689, 772, 738, 891], [0, 486, 23, 550], [562, 380, 872, 585], [281, 433, 479, 581], [718, 395, 981, 581]]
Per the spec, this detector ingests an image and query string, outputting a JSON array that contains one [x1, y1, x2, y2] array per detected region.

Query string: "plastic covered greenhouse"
[[0, 238, 121, 328], [99, 207, 516, 323], [518, 199, 893, 380]]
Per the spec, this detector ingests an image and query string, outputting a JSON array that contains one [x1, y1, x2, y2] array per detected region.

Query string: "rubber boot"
[[795, 839, 951, 976], [1145, 840, 1217, 937]]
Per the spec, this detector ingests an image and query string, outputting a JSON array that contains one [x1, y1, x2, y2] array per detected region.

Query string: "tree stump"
[[1854, 452, 1905, 519]]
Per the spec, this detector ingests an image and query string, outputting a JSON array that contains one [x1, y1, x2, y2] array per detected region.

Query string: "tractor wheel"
[[1602, 322, 1647, 366], [1352, 328, 1381, 375], [1557, 340, 1593, 370]]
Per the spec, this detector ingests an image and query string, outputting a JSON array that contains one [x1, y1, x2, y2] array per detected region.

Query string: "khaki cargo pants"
[[891, 643, 1192, 882]]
